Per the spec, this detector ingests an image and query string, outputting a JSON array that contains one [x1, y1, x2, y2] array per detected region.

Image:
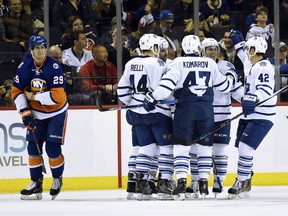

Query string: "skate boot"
[[199, 178, 209, 199], [212, 179, 223, 198], [157, 178, 173, 200], [242, 172, 253, 197], [185, 180, 199, 199], [20, 175, 43, 200], [126, 172, 137, 200], [50, 176, 63, 200], [135, 173, 152, 200], [228, 178, 243, 199], [172, 178, 186, 200]]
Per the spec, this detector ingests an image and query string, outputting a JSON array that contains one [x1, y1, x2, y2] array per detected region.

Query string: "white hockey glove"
[[226, 69, 238, 86]]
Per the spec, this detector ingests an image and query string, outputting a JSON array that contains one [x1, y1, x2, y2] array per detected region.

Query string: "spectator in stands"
[[2, 0, 35, 47], [245, 6, 274, 57], [122, 0, 161, 32], [52, 0, 96, 28], [61, 15, 99, 51], [21, 0, 44, 28], [106, 26, 131, 72], [92, 0, 116, 26], [0, 0, 9, 17], [160, 0, 194, 26], [200, 0, 230, 27], [0, 79, 13, 106], [99, 16, 118, 47], [79, 45, 118, 105], [62, 30, 94, 70], [280, 0, 288, 40]]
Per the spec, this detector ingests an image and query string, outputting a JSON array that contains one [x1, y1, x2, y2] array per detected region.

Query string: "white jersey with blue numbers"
[[117, 56, 171, 117], [152, 56, 235, 101], [213, 60, 244, 122], [243, 59, 276, 121]]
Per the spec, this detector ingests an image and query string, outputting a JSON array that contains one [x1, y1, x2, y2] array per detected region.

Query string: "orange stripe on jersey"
[[11, 86, 23, 101], [30, 88, 67, 113], [49, 154, 65, 169], [29, 156, 43, 168]]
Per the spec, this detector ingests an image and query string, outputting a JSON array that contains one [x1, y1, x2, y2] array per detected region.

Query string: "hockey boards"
[[96, 96, 178, 112]]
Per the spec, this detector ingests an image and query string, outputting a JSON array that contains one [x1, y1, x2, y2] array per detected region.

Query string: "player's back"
[[118, 56, 170, 116]]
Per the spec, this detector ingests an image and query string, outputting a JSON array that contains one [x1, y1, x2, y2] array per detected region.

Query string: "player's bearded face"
[[32, 45, 47, 62]]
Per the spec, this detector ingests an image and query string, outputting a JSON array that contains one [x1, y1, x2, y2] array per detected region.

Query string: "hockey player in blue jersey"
[[185, 38, 244, 199], [117, 34, 174, 200], [228, 30, 276, 198], [143, 35, 236, 200], [11, 35, 68, 200]]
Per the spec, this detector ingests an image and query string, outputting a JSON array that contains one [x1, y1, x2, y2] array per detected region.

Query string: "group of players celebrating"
[[117, 30, 276, 200]]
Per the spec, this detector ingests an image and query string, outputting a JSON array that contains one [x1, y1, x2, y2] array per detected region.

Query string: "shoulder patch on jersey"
[[259, 61, 267, 67], [53, 63, 59, 69]]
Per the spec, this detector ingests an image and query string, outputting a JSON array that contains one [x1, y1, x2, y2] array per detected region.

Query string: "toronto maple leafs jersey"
[[152, 55, 235, 101], [246, 24, 274, 46], [12, 56, 68, 120], [243, 59, 276, 121], [213, 60, 244, 122], [117, 56, 171, 117]]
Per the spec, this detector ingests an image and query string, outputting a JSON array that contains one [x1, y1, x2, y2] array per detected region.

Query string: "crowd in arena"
[[1, 0, 288, 106]]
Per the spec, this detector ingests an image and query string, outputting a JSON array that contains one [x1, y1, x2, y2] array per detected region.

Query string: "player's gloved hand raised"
[[19, 108, 36, 130], [143, 92, 157, 112], [230, 29, 245, 51], [242, 94, 258, 117]]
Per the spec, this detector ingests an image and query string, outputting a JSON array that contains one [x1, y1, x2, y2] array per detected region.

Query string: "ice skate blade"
[[20, 193, 42, 200], [172, 193, 185, 201], [185, 192, 199, 199], [228, 193, 242, 199], [136, 193, 154, 201], [126, 193, 137, 200], [51, 194, 60, 200], [157, 193, 173, 200]]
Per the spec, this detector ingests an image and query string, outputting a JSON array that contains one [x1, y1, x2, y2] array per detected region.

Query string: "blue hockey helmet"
[[29, 35, 47, 49]]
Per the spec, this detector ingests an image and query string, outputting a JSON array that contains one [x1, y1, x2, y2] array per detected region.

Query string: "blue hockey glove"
[[242, 94, 258, 117], [143, 92, 157, 112], [19, 108, 36, 130], [230, 29, 245, 51]]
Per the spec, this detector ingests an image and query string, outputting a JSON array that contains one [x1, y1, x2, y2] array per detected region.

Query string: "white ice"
[[0, 187, 288, 216]]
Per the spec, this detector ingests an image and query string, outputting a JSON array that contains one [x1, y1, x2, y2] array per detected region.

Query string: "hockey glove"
[[230, 29, 245, 51], [143, 92, 157, 112], [19, 108, 36, 130], [242, 94, 258, 117]]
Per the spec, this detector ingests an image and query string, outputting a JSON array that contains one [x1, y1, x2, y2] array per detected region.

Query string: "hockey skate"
[[20, 175, 43, 200], [212, 179, 223, 198], [172, 178, 186, 201], [185, 180, 199, 199], [199, 178, 209, 199], [135, 173, 153, 200], [126, 172, 137, 200], [157, 178, 173, 200], [50, 176, 63, 200], [228, 178, 243, 199]]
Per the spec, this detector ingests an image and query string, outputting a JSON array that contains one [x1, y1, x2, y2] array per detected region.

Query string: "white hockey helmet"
[[181, 35, 201, 55], [201, 37, 219, 53], [157, 36, 169, 51], [245, 36, 267, 54], [139, 33, 161, 56]]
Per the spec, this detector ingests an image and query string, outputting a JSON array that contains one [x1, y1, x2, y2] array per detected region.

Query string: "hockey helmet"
[[201, 38, 219, 53], [139, 33, 161, 57], [29, 35, 48, 50], [245, 37, 267, 54], [181, 35, 201, 55]]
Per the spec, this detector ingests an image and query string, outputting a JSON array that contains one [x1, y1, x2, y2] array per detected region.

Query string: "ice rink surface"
[[0, 186, 288, 216]]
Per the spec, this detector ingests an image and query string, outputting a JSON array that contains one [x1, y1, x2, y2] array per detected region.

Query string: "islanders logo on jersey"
[[30, 78, 48, 93]]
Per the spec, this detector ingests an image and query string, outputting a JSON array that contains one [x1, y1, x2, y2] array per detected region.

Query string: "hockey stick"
[[189, 85, 288, 145], [31, 130, 47, 174], [96, 96, 178, 112], [212, 157, 223, 197]]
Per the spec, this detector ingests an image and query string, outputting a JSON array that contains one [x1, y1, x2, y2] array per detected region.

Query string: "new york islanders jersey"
[[12, 56, 68, 120], [213, 60, 244, 122], [152, 55, 235, 101], [117, 56, 170, 117]]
